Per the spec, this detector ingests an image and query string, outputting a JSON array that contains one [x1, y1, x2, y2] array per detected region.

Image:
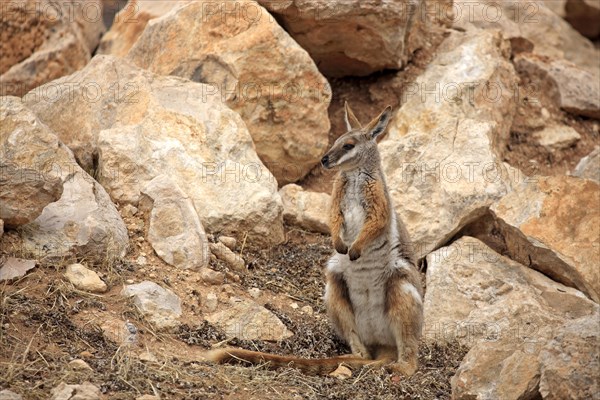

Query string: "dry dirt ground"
[[0, 226, 467, 400]]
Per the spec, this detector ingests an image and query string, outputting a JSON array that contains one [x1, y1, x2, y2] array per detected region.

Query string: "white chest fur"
[[341, 175, 365, 243], [346, 269, 395, 346]]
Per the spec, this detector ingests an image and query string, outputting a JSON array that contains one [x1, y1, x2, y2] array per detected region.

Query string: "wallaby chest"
[[340, 173, 367, 243]]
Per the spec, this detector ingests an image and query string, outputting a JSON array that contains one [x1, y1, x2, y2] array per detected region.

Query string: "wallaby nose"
[[321, 155, 329, 167]]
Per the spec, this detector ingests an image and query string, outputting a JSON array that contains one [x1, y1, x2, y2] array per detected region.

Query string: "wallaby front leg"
[[349, 180, 389, 261], [325, 272, 370, 359], [330, 175, 348, 254]]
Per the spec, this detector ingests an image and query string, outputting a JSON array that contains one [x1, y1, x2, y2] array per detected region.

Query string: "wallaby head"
[[321, 102, 392, 171]]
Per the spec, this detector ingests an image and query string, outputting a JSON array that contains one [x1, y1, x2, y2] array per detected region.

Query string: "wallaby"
[[207, 103, 423, 376]]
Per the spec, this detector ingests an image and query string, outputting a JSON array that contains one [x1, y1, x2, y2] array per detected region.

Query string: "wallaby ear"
[[365, 106, 392, 141], [344, 101, 362, 131]]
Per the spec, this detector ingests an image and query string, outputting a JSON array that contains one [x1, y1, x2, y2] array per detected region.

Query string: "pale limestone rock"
[[23, 55, 284, 245], [121, 281, 182, 329], [0, 97, 64, 227], [210, 242, 245, 273], [20, 169, 129, 263], [279, 184, 330, 234], [50, 382, 101, 400], [301, 305, 314, 316], [0, 390, 23, 400], [382, 30, 517, 259], [452, 336, 543, 400], [121, 204, 138, 218], [452, 0, 599, 76], [205, 293, 218, 312], [514, 54, 600, 119], [199, 267, 225, 286], [205, 298, 293, 341], [0, 258, 36, 282], [490, 176, 600, 302], [139, 175, 209, 270], [0, 0, 105, 96], [572, 147, 600, 183], [539, 314, 600, 400], [1, 97, 128, 263], [534, 124, 581, 150], [68, 359, 93, 372], [424, 237, 598, 399], [258, 0, 432, 77], [64, 263, 107, 293], [217, 236, 237, 251], [98, 0, 191, 57], [135, 395, 160, 400], [100, 318, 137, 346], [126, 0, 331, 184], [424, 237, 597, 348], [248, 288, 261, 299]]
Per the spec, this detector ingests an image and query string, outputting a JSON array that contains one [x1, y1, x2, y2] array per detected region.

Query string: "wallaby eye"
[[343, 143, 355, 151]]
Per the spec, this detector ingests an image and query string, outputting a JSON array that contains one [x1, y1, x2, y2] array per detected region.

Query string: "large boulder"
[[138, 175, 210, 270], [452, 0, 599, 76], [0, 0, 105, 96], [126, 0, 331, 184], [98, 0, 190, 57], [0, 97, 128, 263], [424, 237, 597, 348], [572, 147, 600, 183], [514, 54, 600, 119], [23, 55, 284, 245], [539, 315, 600, 400], [381, 30, 517, 259], [279, 184, 330, 234], [0, 97, 64, 227], [424, 237, 599, 399], [489, 176, 600, 302], [257, 0, 432, 77]]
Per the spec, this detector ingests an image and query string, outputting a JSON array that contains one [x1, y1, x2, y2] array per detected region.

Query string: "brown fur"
[[330, 174, 348, 255], [207, 104, 423, 377], [348, 179, 390, 260]]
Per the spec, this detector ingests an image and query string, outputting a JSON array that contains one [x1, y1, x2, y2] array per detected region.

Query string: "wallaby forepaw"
[[348, 246, 361, 261], [334, 239, 348, 255]]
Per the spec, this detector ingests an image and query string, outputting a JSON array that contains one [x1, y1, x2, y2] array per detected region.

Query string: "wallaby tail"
[[206, 348, 386, 375]]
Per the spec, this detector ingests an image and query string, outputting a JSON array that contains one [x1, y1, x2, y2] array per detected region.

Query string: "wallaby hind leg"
[[325, 271, 371, 359], [385, 277, 423, 376]]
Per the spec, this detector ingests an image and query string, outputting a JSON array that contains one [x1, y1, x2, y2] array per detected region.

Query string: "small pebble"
[[218, 235, 237, 250], [248, 287, 261, 299], [121, 204, 138, 218], [301, 305, 314, 316], [136, 395, 160, 400], [69, 359, 93, 372], [205, 293, 218, 312]]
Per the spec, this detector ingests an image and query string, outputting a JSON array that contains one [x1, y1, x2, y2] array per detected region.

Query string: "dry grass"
[[1, 227, 467, 399]]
